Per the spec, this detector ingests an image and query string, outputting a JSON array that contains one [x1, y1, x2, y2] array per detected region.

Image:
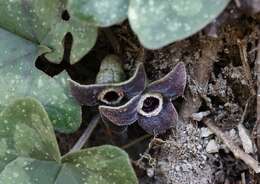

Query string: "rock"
[[147, 168, 155, 178], [200, 127, 213, 138], [175, 166, 180, 172], [182, 164, 192, 172], [237, 123, 254, 153], [197, 144, 203, 150], [191, 111, 211, 121], [206, 140, 219, 153], [228, 129, 237, 138]]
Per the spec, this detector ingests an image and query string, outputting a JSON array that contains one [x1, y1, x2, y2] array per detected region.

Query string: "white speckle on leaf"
[[0, 139, 9, 158], [12, 172, 19, 178], [171, 0, 202, 17]]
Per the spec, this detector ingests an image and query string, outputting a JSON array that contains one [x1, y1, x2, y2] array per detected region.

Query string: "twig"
[[102, 120, 115, 145], [241, 172, 246, 184], [203, 118, 260, 173], [238, 98, 254, 153], [256, 41, 260, 124], [118, 34, 139, 51], [224, 179, 230, 184], [103, 28, 121, 55], [248, 47, 258, 54], [239, 98, 250, 125], [121, 134, 152, 149], [237, 39, 256, 96], [256, 41, 260, 157], [69, 114, 100, 153], [135, 136, 174, 168], [102, 120, 129, 146], [135, 136, 156, 166], [234, 0, 241, 8]]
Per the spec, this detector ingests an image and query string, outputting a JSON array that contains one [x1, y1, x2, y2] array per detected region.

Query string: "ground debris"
[[146, 4, 258, 182], [154, 123, 213, 184]]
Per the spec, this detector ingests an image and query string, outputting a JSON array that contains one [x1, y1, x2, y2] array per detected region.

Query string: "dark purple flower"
[[69, 63, 147, 106], [99, 63, 187, 135]]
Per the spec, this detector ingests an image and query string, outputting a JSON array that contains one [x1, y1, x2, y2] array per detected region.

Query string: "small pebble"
[[146, 168, 155, 177], [175, 165, 180, 172], [192, 111, 211, 121], [200, 127, 213, 138], [206, 139, 219, 153]]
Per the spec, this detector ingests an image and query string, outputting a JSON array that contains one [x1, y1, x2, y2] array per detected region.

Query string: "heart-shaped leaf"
[[0, 98, 61, 172], [0, 98, 138, 184], [0, 0, 97, 64], [67, 0, 129, 27], [59, 147, 137, 184], [0, 28, 81, 133], [1, 0, 230, 62], [128, 0, 230, 49]]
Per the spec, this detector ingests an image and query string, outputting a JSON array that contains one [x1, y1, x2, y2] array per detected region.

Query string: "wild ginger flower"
[[69, 63, 147, 107], [99, 63, 187, 135], [69, 57, 147, 144]]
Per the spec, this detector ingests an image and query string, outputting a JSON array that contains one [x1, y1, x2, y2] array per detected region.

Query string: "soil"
[[37, 2, 259, 184]]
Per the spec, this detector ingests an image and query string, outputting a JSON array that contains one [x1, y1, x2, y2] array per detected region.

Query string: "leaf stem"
[[69, 114, 100, 153]]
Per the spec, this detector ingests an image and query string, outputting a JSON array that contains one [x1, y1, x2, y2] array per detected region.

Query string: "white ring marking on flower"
[[137, 92, 163, 117]]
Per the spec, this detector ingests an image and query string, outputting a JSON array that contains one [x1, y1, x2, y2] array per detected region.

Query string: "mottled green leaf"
[[0, 98, 137, 183], [60, 145, 138, 184], [1, 149, 138, 183], [0, 27, 37, 68], [0, 98, 60, 172], [0, 157, 61, 184], [0, 28, 81, 133], [0, 0, 97, 64], [0, 146, 138, 184], [68, 0, 129, 27], [128, 0, 230, 49]]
